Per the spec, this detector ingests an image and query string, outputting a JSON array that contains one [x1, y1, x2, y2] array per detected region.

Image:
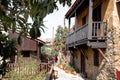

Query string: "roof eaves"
[[65, 0, 79, 19], [35, 39, 46, 44], [9, 29, 45, 44]]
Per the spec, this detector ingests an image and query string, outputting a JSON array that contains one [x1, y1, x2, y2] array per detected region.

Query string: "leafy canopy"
[[53, 25, 68, 54], [0, 0, 71, 39], [0, 33, 17, 75]]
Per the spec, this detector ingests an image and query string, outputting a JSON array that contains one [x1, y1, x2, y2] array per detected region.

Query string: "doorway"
[[81, 52, 86, 73], [92, 5, 102, 37], [93, 4, 101, 21]]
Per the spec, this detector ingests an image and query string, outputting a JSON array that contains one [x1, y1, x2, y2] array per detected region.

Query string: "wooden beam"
[[68, 18, 71, 33], [75, 10, 77, 31], [45, 65, 53, 80], [88, 0, 93, 39], [97, 48, 109, 63], [66, 0, 84, 19], [37, 42, 40, 62]]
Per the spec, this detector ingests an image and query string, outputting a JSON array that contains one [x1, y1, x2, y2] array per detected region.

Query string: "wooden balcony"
[[66, 21, 107, 48]]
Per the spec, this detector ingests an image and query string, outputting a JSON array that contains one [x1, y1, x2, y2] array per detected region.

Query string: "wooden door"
[[93, 4, 101, 21], [81, 52, 86, 73], [92, 5, 101, 37]]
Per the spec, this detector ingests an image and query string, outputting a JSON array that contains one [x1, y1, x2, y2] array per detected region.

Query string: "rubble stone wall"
[[97, 0, 120, 79]]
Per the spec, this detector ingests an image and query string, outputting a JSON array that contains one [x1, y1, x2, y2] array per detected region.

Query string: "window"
[[93, 49, 99, 66], [21, 51, 30, 57]]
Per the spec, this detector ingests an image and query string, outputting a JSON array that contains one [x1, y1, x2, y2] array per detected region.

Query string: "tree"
[[41, 44, 51, 56], [53, 25, 68, 55], [0, 0, 71, 40], [41, 45, 51, 61], [0, 0, 71, 77], [0, 33, 17, 76]]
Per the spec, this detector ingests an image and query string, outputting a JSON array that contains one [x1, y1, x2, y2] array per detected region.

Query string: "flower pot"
[[72, 71, 77, 75]]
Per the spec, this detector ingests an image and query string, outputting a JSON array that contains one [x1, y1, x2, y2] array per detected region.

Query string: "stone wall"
[[97, 0, 120, 79], [86, 48, 104, 79], [86, 47, 94, 79], [72, 49, 81, 72], [71, 47, 104, 79], [77, 7, 89, 27]]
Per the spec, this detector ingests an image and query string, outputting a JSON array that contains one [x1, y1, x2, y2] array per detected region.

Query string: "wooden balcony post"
[[75, 9, 77, 31], [88, 0, 93, 39], [37, 42, 40, 62], [74, 10, 77, 47], [68, 18, 71, 33]]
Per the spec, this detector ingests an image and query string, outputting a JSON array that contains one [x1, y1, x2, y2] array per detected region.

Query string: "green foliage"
[[0, 0, 71, 76], [53, 25, 68, 54], [41, 45, 51, 55], [65, 65, 75, 72], [0, 0, 71, 39], [0, 33, 17, 59], [5, 60, 46, 80], [0, 33, 17, 76], [41, 44, 56, 61], [32, 70, 46, 80]]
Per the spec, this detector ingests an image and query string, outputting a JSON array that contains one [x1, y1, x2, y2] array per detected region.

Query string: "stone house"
[[8, 30, 45, 62], [65, 0, 120, 79]]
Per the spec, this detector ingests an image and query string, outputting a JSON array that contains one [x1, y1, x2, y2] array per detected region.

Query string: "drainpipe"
[[88, 0, 93, 39]]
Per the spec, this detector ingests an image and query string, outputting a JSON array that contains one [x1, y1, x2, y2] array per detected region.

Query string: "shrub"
[[65, 65, 75, 72]]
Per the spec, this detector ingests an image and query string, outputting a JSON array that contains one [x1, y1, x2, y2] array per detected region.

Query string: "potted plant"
[[64, 65, 75, 74]]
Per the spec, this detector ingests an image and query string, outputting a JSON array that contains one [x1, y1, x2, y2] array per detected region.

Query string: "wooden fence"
[[4, 61, 52, 80], [7, 62, 52, 73], [7, 63, 39, 76], [39, 62, 51, 73]]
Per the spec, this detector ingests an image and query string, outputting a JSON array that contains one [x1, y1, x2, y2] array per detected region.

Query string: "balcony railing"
[[66, 21, 107, 47], [92, 21, 107, 39]]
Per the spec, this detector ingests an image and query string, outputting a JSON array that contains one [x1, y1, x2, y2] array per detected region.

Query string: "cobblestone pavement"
[[54, 66, 84, 80]]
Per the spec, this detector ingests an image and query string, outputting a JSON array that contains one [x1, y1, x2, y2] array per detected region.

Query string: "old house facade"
[[65, 0, 120, 79], [9, 30, 45, 62]]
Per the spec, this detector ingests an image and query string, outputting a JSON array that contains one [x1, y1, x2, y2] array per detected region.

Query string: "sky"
[[40, 1, 74, 40]]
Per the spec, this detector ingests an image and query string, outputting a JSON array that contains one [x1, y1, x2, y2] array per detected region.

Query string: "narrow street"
[[54, 66, 84, 80]]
